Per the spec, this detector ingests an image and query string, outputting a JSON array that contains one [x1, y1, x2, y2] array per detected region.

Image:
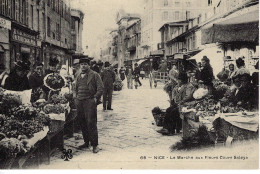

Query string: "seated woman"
[[157, 72, 196, 135], [4, 61, 31, 91]]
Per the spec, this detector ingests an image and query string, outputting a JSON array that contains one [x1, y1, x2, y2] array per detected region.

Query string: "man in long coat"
[[100, 61, 116, 110], [75, 58, 104, 153]]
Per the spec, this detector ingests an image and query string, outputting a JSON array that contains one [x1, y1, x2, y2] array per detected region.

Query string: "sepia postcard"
[[0, 0, 259, 170]]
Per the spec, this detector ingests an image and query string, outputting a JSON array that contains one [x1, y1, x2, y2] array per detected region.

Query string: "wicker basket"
[[49, 120, 65, 133], [152, 111, 166, 127]]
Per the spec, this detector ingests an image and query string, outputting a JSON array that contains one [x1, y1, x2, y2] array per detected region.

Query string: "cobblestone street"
[[40, 79, 183, 168], [39, 79, 258, 169]]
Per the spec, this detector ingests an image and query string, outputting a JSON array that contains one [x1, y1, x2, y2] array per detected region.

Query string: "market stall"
[[0, 72, 74, 169], [153, 78, 259, 150]]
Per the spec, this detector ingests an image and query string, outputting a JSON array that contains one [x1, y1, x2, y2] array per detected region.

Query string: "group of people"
[[158, 55, 259, 136], [0, 57, 121, 153]]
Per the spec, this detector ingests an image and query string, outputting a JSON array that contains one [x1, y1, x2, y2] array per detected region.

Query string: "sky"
[[69, 0, 144, 57]]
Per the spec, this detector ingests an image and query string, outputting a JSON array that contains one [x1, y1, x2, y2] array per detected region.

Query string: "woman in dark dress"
[[200, 56, 214, 93], [4, 61, 31, 91]]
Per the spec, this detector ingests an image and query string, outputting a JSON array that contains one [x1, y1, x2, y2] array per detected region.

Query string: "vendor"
[[4, 61, 31, 91], [232, 57, 250, 77], [45, 57, 59, 75], [29, 62, 44, 102], [232, 74, 255, 110], [168, 62, 179, 83], [157, 72, 196, 135], [200, 56, 214, 93]]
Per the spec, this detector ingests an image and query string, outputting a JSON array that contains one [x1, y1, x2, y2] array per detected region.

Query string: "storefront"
[[201, 9, 259, 74], [10, 24, 41, 70], [0, 16, 11, 72], [42, 43, 72, 71]]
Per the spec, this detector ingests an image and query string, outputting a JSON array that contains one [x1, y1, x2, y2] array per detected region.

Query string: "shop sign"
[[0, 17, 11, 30], [12, 28, 37, 46]]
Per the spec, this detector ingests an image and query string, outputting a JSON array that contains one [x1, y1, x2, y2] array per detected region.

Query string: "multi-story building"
[[70, 9, 84, 65], [159, 0, 259, 75], [116, 9, 140, 69], [0, 0, 84, 73], [125, 19, 141, 66], [141, 0, 209, 59], [42, 0, 73, 70], [100, 29, 118, 63], [0, 0, 43, 72]]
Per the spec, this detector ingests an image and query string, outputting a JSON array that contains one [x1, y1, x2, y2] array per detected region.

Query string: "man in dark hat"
[[91, 60, 100, 74], [133, 63, 142, 88], [4, 61, 31, 91], [75, 58, 104, 153], [100, 61, 116, 110]]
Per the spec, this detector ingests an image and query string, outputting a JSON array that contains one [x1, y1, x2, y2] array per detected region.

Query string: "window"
[[164, 0, 168, 6], [47, 17, 51, 37], [186, 11, 190, 19], [65, 38, 67, 45], [175, 1, 180, 7], [42, 12, 45, 32], [175, 11, 179, 20], [186, 1, 191, 7], [163, 11, 168, 20], [56, 23, 60, 41], [47, 0, 50, 6], [31, 5, 33, 29], [37, 9, 39, 31]]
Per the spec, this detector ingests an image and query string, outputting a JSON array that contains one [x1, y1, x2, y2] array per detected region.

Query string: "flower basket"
[[43, 73, 66, 91]]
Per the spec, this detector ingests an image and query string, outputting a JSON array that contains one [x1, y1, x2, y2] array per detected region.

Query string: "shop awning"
[[201, 10, 259, 45], [111, 61, 118, 67], [136, 59, 147, 65]]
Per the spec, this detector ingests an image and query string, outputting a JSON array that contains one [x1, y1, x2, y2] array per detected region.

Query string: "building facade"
[[116, 9, 140, 69], [159, 0, 259, 75], [125, 19, 141, 66], [141, 0, 209, 59], [0, 0, 84, 73], [70, 9, 84, 65]]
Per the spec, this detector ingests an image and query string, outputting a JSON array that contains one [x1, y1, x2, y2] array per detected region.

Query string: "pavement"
[[39, 78, 259, 169]]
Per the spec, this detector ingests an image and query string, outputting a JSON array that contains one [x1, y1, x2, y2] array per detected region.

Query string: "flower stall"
[[0, 72, 74, 169]]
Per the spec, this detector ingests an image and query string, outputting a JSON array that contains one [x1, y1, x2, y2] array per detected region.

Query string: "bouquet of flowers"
[[44, 73, 66, 91]]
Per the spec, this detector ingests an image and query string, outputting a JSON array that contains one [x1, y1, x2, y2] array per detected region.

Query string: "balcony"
[[157, 42, 165, 50]]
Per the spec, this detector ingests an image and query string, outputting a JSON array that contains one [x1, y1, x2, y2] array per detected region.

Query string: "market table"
[[180, 110, 259, 144], [213, 112, 259, 141]]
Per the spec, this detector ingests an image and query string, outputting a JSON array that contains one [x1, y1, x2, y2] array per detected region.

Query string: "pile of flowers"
[[0, 90, 50, 159], [44, 73, 66, 91]]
